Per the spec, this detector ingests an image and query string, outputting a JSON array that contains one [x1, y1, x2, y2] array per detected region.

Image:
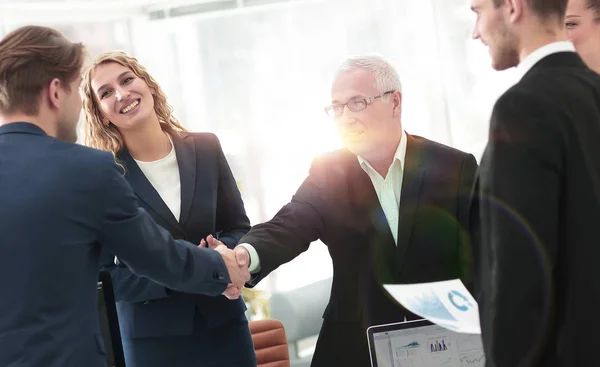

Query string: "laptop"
[[97, 271, 126, 367], [367, 319, 485, 367]]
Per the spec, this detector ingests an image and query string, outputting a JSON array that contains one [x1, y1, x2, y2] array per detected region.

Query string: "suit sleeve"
[[239, 161, 326, 286], [99, 249, 170, 303], [212, 135, 251, 249], [95, 158, 232, 296], [477, 92, 563, 366], [457, 154, 478, 290]]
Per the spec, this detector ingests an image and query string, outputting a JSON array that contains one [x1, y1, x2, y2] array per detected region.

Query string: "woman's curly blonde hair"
[[81, 50, 186, 157]]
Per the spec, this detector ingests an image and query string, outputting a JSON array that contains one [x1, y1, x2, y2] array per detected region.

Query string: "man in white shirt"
[[470, 0, 600, 366], [211, 53, 478, 366]]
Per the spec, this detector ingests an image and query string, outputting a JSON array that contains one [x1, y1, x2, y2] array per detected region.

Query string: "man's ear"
[[507, 0, 524, 24], [392, 91, 402, 118], [46, 78, 64, 110]]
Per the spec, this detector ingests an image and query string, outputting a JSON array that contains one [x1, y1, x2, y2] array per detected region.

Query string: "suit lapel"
[[396, 134, 425, 274], [120, 147, 182, 233], [172, 132, 196, 227], [346, 152, 398, 282]]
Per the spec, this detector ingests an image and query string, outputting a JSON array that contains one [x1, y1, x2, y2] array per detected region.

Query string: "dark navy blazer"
[[0, 123, 232, 367], [101, 130, 250, 339]]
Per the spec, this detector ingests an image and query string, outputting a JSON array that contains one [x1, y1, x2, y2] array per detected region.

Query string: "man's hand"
[[199, 234, 221, 250], [200, 235, 250, 300], [200, 236, 250, 267]]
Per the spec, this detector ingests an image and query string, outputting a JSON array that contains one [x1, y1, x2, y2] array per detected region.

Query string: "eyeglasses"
[[324, 91, 394, 118]]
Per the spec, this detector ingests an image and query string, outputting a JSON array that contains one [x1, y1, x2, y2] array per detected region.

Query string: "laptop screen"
[[367, 319, 485, 367]]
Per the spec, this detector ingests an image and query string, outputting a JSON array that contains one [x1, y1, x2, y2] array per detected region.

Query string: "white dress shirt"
[[241, 130, 408, 273], [358, 129, 407, 244], [514, 41, 576, 81], [134, 135, 182, 221]]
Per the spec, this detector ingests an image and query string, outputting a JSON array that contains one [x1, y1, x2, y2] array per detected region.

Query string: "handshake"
[[199, 235, 250, 300]]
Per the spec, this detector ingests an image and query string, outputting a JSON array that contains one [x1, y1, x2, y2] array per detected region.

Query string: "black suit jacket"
[[0, 123, 231, 367], [241, 133, 478, 366], [473, 52, 600, 367], [100, 131, 250, 340]]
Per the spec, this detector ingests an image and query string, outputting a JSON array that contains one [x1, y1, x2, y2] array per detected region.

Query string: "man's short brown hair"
[[0, 26, 85, 116], [492, 0, 568, 20]]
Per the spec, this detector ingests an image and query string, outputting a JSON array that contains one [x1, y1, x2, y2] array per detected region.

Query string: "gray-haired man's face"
[[330, 69, 402, 158]]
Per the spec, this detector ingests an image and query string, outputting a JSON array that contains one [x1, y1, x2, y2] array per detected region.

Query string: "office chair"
[[249, 319, 290, 367]]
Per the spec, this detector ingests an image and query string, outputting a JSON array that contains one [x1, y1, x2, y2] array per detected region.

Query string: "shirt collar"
[[358, 129, 407, 174], [515, 41, 576, 81]]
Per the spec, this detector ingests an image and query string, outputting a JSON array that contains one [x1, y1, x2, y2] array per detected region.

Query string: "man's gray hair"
[[334, 53, 402, 101]]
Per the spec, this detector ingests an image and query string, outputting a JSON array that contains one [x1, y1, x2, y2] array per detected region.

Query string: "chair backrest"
[[97, 271, 126, 367], [249, 319, 290, 367]]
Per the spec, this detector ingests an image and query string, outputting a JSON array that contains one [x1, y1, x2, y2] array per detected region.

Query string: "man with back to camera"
[[470, 0, 600, 365], [0, 25, 249, 367], [206, 53, 479, 366]]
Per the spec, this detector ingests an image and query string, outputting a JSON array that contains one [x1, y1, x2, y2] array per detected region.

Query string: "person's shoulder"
[[410, 134, 473, 161], [179, 131, 218, 145], [32, 142, 122, 206], [51, 141, 114, 167], [50, 141, 120, 182], [494, 81, 529, 105], [500, 60, 587, 109], [176, 131, 224, 155], [490, 81, 548, 124], [300, 148, 357, 186], [521, 58, 600, 102], [409, 135, 477, 175], [311, 147, 355, 169], [491, 81, 562, 133]]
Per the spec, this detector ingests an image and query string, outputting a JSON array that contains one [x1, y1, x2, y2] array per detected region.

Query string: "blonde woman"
[[566, 0, 600, 73], [81, 51, 256, 367]]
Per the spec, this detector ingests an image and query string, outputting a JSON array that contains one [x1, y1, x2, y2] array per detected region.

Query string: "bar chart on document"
[[424, 331, 453, 366], [384, 327, 485, 367]]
